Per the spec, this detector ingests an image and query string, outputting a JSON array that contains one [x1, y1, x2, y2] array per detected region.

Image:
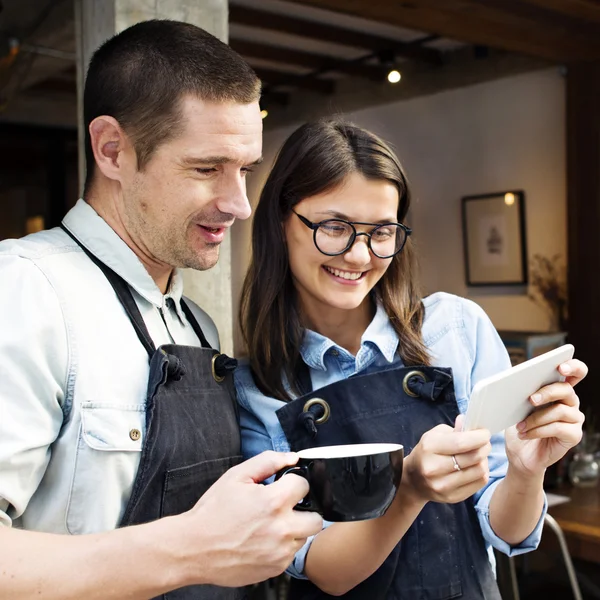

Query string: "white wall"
[[233, 68, 566, 344]]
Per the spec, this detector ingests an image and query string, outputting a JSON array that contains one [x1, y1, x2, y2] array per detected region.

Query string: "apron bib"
[[276, 364, 501, 600], [63, 226, 246, 600]]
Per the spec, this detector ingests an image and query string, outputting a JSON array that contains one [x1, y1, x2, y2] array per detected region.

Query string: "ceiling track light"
[[378, 49, 401, 84], [387, 69, 401, 83]]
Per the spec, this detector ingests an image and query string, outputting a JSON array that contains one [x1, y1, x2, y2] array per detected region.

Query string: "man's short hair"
[[83, 19, 261, 192]]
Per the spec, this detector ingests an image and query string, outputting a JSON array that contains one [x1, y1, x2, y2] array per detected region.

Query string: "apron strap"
[[294, 359, 323, 437], [295, 358, 313, 395], [60, 224, 212, 357], [180, 300, 212, 350]]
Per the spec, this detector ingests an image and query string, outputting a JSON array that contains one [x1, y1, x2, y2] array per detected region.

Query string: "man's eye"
[[241, 167, 255, 176], [195, 168, 217, 175]]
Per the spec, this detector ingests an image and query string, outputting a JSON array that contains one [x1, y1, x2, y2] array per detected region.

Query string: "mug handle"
[[275, 465, 313, 511]]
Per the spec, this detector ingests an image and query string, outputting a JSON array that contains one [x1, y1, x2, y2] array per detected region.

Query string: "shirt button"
[[129, 428, 141, 441], [331, 349, 339, 356]]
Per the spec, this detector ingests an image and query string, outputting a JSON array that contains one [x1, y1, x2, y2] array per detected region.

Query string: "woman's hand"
[[504, 358, 587, 477], [401, 415, 491, 505]]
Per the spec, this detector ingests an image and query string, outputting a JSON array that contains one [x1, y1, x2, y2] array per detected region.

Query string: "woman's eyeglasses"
[[292, 210, 412, 259]]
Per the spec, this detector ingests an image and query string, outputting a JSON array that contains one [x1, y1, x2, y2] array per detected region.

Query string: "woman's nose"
[[343, 234, 371, 264]]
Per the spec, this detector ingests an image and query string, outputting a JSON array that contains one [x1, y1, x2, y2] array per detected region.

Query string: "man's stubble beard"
[[164, 226, 221, 272], [179, 244, 221, 272], [123, 189, 223, 272]]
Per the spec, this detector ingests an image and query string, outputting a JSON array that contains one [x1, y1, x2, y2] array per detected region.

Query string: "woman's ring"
[[451, 455, 461, 472]]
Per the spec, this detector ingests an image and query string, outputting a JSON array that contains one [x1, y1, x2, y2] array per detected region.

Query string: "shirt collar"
[[62, 199, 185, 318], [360, 300, 399, 363], [300, 330, 338, 370], [299, 300, 399, 370]]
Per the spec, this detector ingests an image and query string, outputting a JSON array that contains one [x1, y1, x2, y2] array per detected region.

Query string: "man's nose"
[[217, 174, 252, 221]]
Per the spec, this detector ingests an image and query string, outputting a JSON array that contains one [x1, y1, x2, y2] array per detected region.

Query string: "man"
[[0, 20, 321, 599]]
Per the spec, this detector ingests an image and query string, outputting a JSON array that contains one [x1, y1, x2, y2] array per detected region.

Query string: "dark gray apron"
[[62, 226, 247, 600], [275, 363, 502, 600]]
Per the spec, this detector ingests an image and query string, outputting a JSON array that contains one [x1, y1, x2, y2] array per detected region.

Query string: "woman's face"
[[285, 171, 400, 317]]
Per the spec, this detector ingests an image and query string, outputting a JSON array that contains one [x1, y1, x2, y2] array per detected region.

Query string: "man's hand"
[[179, 451, 323, 587]]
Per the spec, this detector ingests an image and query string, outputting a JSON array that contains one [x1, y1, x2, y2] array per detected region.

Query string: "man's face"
[[121, 96, 262, 271]]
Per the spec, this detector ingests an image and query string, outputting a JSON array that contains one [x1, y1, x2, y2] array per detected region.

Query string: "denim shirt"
[[0, 199, 218, 532], [234, 292, 547, 578]]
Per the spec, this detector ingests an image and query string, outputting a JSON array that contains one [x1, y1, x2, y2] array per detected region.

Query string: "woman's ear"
[[88, 116, 134, 183]]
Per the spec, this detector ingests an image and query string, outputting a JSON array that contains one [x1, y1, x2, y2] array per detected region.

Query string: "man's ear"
[[88, 116, 134, 182]]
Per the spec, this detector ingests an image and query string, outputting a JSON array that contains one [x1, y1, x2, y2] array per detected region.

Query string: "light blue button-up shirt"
[[234, 292, 547, 578], [0, 199, 218, 533]]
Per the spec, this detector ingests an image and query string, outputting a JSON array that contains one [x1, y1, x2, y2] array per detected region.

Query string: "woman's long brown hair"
[[240, 118, 430, 401]]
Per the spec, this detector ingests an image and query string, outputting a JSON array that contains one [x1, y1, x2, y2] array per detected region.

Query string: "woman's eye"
[[321, 223, 350, 236]]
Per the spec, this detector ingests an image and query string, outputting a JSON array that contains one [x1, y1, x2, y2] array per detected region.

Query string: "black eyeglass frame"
[[292, 209, 412, 259]]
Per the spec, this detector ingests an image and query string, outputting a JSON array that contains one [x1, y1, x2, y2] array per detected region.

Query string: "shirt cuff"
[[286, 535, 314, 579], [475, 478, 548, 556], [286, 519, 334, 579]]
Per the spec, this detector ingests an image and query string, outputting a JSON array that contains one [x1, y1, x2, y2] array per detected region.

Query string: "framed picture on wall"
[[462, 190, 527, 286]]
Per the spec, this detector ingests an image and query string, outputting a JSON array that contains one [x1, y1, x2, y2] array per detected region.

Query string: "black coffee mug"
[[276, 443, 404, 522]]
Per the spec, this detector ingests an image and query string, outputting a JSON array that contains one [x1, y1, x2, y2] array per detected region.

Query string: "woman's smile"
[[322, 265, 367, 284]]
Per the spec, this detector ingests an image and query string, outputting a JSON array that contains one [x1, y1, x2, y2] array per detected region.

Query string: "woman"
[[234, 119, 585, 600]]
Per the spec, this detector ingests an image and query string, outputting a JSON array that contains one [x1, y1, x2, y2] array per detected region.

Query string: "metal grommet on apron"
[[212, 353, 225, 383], [303, 398, 330, 424], [402, 370, 428, 397], [211, 352, 238, 384], [296, 398, 331, 439]]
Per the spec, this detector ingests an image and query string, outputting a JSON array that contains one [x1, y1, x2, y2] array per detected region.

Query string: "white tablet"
[[463, 344, 575, 435]]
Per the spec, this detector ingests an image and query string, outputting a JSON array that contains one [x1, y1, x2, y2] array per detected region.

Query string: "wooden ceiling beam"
[[516, 0, 600, 24], [13, 1, 76, 91], [262, 45, 550, 130], [285, 0, 600, 62], [460, 0, 600, 40], [254, 67, 335, 94], [230, 39, 385, 81], [229, 5, 443, 65]]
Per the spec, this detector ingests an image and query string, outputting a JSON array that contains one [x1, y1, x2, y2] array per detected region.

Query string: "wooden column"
[[566, 61, 600, 416]]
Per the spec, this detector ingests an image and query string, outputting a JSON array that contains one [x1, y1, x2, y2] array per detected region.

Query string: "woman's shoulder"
[[233, 358, 288, 412], [422, 291, 490, 339], [233, 357, 257, 391], [421, 292, 508, 401]]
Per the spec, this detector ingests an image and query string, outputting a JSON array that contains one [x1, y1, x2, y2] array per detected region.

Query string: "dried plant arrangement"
[[528, 253, 568, 331]]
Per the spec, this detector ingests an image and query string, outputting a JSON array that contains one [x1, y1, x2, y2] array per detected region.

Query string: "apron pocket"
[[66, 403, 145, 534], [412, 503, 462, 600], [161, 455, 242, 517]]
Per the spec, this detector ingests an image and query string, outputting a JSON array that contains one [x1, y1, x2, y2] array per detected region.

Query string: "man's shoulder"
[[0, 227, 75, 262], [0, 228, 80, 294]]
